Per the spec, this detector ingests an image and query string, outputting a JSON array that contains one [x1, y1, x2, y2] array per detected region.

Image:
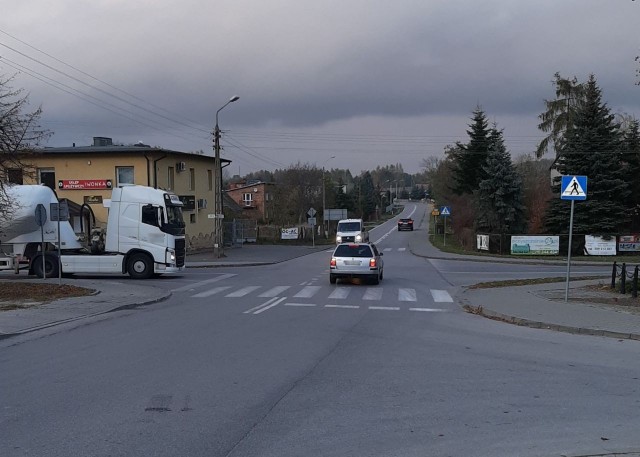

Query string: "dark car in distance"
[[398, 218, 414, 231]]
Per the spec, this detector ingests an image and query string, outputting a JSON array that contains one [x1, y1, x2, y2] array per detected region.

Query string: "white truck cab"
[[335, 218, 369, 244]]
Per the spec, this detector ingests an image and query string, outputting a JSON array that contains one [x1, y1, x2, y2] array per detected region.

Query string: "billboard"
[[584, 235, 617, 256], [618, 235, 640, 252], [510, 236, 559, 255]]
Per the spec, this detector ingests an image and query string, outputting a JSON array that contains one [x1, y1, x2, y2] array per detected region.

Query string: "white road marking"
[[253, 297, 287, 314], [398, 288, 417, 302], [398, 247, 406, 252], [284, 303, 317, 307], [410, 307, 449, 312], [383, 248, 392, 252], [191, 286, 232, 298], [226, 286, 261, 297], [172, 274, 236, 292], [368, 306, 400, 311], [362, 287, 383, 300], [325, 304, 360, 309], [431, 290, 454, 302], [294, 286, 321, 298], [244, 297, 286, 314], [328, 288, 351, 299], [259, 286, 291, 297]]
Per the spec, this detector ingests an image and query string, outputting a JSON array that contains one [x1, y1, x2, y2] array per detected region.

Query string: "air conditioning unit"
[[197, 198, 207, 209], [176, 162, 186, 172]]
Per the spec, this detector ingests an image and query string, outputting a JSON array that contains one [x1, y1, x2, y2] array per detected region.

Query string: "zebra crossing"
[[173, 275, 455, 315]]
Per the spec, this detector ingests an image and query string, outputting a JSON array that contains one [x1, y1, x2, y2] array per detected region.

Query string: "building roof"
[[34, 145, 230, 164]]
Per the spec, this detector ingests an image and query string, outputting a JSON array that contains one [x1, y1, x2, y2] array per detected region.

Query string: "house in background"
[[225, 180, 275, 223], [6, 137, 230, 251]]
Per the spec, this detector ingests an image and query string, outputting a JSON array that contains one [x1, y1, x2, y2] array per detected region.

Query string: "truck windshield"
[[162, 205, 185, 236], [337, 222, 361, 232]]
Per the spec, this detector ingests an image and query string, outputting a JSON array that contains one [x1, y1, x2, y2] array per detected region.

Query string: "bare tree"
[[1, 75, 51, 223]]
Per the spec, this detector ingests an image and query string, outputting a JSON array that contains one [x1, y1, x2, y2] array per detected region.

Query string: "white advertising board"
[[584, 235, 616, 256], [476, 234, 489, 251], [281, 227, 299, 240], [510, 236, 559, 255]]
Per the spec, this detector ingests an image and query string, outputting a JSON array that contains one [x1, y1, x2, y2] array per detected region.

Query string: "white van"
[[336, 218, 369, 244]]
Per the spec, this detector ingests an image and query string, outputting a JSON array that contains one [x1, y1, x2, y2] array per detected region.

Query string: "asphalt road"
[[1, 203, 637, 457]]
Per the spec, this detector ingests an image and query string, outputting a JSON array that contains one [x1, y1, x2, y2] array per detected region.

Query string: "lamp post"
[[213, 95, 239, 258], [322, 156, 335, 238]]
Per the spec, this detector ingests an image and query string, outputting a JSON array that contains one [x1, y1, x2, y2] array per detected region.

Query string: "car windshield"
[[334, 244, 373, 257], [337, 222, 361, 232]]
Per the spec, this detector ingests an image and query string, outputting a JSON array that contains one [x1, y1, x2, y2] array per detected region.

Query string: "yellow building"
[[9, 137, 230, 251]]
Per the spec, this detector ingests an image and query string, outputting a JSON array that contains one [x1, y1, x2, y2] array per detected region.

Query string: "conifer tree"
[[545, 75, 629, 234], [476, 127, 526, 233], [621, 119, 640, 229], [447, 107, 491, 195]]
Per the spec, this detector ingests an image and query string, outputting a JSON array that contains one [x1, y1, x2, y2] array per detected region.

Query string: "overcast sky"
[[2, 0, 639, 176]]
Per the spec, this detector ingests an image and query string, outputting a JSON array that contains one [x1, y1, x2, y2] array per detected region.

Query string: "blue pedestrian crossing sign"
[[440, 206, 451, 216], [561, 175, 587, 201]]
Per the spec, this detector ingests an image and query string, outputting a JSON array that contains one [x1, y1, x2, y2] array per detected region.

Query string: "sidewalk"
[[2, 237, 640, 341], [406, 228, 640, 340]]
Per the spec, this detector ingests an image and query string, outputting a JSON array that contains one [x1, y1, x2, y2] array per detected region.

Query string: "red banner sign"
[[58, 179, 113, 190]]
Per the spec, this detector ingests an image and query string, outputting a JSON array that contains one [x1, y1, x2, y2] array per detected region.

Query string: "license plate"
[[344, 260, 361, 266]]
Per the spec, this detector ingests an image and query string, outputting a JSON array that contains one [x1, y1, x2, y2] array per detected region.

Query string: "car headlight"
[[336, 236, 342, 243], [355, 234, 362, 242]]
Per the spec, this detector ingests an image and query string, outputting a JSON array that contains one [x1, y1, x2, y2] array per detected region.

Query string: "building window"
[[8, 169, 23, 184], [190, 213, 196, 224], [189, 168, 195, 191], [242, 192, 253, 206], [207, 169, 213, 191], [116, 166, 134, 186], [265, 192, 272, 202], [38, 168, 55, 190], [168, 167, 175, 190]]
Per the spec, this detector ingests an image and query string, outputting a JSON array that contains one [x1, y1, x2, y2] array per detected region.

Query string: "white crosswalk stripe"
[[398, 247, 406, 252], [383, 248, 393, 252], [398, 288, 417, 302], [294, 286, 321, 298], [328, 288, 351, 299], [172, 274, 236, 292], [226, 286, 261, 297], [431, 290, 454, 302], [259, 286, 291, 297], [192, 286, 233, 298], [362, 287, 383, 300]]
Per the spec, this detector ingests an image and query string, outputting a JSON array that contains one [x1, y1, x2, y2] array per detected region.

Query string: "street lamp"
[[213, 95, 239, 258], [322, 156, 335, 238]]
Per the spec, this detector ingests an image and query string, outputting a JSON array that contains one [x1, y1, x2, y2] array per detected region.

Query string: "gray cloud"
[[2, 0, 639, 174]]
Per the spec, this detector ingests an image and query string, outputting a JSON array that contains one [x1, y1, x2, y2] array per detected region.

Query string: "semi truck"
[[0, 184, 186, 279]]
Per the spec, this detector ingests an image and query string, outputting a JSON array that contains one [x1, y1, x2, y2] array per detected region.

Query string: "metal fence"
[[223, 219, 257, 246]]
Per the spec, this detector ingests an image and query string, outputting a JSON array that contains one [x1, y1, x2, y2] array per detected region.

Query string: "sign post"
[[51, 201, 69, 285], [34, 204, 47, 280], [440, 206, 451, 247], [307, 208, 317, 247], [560, 175, 588, 302]]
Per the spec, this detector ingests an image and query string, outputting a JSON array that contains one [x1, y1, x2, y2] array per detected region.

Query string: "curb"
[[462, 304, 640, 341], [0, 290, 172, 340]]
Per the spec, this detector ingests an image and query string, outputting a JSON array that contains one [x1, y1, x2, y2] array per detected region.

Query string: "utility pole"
[[213, 95, 239, 258]]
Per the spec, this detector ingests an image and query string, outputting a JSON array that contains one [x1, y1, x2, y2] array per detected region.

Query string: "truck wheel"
[[127, 253, 154, 279], [32, 253, 59, 279]]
